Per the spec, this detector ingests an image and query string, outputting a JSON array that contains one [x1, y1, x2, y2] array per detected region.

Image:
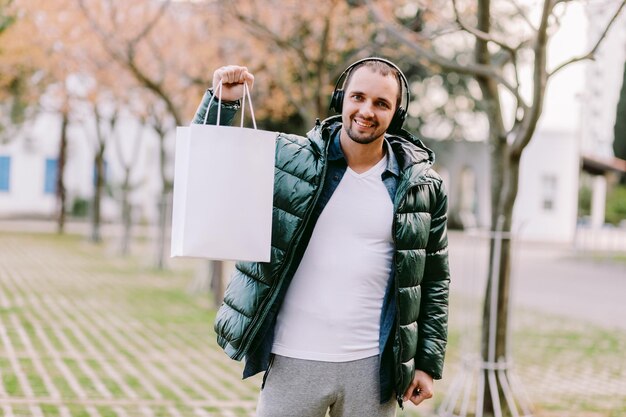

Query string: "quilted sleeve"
[[191, 89, 239, 126], [415, 175, 450, 380]]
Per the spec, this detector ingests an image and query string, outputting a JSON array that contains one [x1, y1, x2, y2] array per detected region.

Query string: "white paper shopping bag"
[[171, 82, 276, 261]]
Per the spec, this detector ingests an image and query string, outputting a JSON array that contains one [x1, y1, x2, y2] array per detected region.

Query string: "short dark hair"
[[342, 60, 403, 110]]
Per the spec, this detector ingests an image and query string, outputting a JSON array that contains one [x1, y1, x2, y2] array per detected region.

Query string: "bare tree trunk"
[[210, 260, 224, 308], [120, 168, 132, 256], [473, 0, 507, 412], [155, 191, 171, 270], [91, 144, 105, 243], [56, 110, 69, 234]]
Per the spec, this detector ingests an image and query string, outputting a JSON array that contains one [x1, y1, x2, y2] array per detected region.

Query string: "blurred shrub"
[[606, 185, 626, 226], [71, 197, 89, 218], [578, 184, 592, 218]]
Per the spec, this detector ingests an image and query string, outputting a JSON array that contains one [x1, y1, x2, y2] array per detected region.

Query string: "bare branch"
[[553, 0, 576, 7], [314, 0, 341, 115], [365, 0, 530, 110], [147, 37, 167, 82], [328, 48, 373, 82], [228, 5, 309, 64], [452, 0, 518, 58], [129, 0, 171, 47], [226, 3, 313, 91], [106, 0, 119, 33], [76, 0, 184, 125], [549, 0, 625, 78], [124, 47, 183, 125], [507, 0, 538, 31], [77, 0, 119, 55], [511, 0, 552, 158]]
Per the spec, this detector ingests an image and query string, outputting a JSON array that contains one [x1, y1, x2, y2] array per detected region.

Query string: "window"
[[44, 158, 58, 194], [0, 156, 11, 192], [541, 174, 558, 211]]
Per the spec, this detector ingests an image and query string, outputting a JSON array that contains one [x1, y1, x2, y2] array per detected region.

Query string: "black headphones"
[[329, 57, 410, 133]]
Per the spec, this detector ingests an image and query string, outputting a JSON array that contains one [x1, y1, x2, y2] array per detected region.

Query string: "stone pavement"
[[447, 231, 626, 330], [0, 227, 625, 417], [444, 231, 626, 416], [0, 232, 261, 417]]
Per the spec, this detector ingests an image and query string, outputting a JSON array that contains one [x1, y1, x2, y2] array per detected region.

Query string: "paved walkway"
[[0, 227, 624, 416], [0, 232, 260, 417], [447, 231, 626, 330], [445, 231, 626, 416]]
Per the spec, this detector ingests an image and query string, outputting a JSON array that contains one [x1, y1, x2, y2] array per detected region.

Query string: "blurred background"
[[0, 0, 625, 416]]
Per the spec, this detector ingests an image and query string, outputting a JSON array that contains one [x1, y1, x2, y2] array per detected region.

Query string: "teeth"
[[355, 120, 373, 128]]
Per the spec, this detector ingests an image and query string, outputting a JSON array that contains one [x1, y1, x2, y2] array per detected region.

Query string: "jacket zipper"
[[393, 179, 431, 409], [232, 129, 330, 361], [261, 353, 275, 390]]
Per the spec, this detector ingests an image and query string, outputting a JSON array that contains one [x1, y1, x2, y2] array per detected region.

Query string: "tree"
[[75, 89, 122, 243], [219, 0, 380, 133], [112, 106, 146, 256], [75, 0, 223, 267], [364, 0, 625, 414], [613, 60, 626, 184], [0, 0, 14, 33], [0, 0, 47, 143], [2, 0, 102, 232], [56, 96, 70, 233]]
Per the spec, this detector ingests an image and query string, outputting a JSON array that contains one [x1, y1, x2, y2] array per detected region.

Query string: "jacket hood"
[[310, 115, 434, 172]]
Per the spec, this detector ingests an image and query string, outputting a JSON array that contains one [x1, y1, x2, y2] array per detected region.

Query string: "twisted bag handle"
[[203, 80, 257, 129]]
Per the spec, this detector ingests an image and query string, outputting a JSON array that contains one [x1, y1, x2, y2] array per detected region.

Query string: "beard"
[[343, 117, 387, 145]]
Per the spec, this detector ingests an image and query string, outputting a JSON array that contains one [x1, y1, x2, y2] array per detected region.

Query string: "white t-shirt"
[[271, 155, 394, 362]]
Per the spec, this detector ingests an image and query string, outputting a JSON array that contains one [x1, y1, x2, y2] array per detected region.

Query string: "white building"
[[0, 94, 166, 224], [511, 2, 588, 242], [438, 2, 626, 243]]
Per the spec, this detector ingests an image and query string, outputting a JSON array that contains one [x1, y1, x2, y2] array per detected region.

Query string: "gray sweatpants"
[[256, 355, 397, 417]]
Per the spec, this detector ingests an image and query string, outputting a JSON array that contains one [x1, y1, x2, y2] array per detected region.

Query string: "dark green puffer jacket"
[[193, 91, 450, 404]]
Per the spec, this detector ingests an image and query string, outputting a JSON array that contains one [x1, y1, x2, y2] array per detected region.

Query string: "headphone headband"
[[329, 57, 410, 133], [332, 57, 410, 111]]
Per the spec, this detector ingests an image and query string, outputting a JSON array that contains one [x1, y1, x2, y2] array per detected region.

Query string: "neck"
[[339, 130, 386, 174]]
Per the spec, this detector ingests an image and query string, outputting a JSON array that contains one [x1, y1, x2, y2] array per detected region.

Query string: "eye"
[[377, 101, 391, 109], [351, 94, 363, 101]]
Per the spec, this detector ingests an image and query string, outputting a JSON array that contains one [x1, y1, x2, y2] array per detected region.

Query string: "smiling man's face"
[[341, 66, 400, 145]]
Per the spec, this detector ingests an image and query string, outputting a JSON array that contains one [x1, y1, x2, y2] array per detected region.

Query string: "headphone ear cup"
[[330, 90, 344, 113], [388, 106, 407, 133]]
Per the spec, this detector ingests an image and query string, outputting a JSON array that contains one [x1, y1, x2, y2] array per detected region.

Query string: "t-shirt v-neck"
[[346, 154, 388, 179]]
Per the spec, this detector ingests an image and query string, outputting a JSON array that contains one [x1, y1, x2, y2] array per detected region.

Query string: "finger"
[[226, 66, 235, 84], [212, 68, 224, 89], [216, 67, 232, 84], [409, 388, 423, 406], [409, 387, 433, 406], [410, 395, 424, 406], [235, 67, 245, 83], [245, 72, 255, 89], [230, 66, 240, 84], [402, 381, 418, 402]]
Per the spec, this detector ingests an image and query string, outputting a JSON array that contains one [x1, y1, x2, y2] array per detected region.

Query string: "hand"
[[402, 370, 434, 406], [212, 65, 255, 102]]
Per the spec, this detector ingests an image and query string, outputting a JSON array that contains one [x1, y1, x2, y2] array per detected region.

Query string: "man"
[[193, 58, 450, 417]]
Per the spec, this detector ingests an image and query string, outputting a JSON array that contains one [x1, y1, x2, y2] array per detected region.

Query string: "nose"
[[360, 100, 375, 118]]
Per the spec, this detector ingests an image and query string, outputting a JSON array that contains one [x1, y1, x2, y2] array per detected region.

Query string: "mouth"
[[353, 118, 376, 129]]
